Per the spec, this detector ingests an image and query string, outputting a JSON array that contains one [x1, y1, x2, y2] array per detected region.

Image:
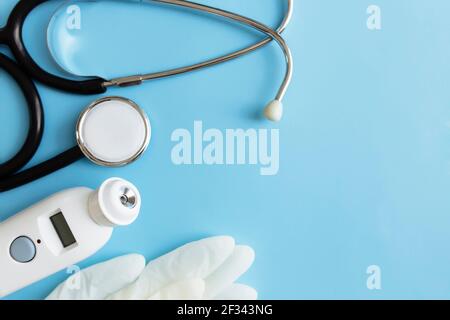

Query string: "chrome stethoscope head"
[[76, 97, 151, 167]]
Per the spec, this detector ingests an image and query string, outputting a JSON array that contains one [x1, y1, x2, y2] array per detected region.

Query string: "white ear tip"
[[263, 100, 283, 122]]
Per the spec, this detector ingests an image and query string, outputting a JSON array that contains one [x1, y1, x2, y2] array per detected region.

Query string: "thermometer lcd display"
[[50, 212, 77, 248]]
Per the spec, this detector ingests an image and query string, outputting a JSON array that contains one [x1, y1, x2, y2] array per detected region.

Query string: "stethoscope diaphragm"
[[76, 97, 151, 167]]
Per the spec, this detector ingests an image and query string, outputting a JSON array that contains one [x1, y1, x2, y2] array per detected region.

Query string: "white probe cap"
[[89, 177, 141, 227], [263, 100, 283, 122]]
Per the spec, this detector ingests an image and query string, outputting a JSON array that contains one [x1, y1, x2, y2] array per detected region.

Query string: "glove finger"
[[147, 279, 206, 300], [213, 283, 258, 300], [46, 254, 146, 300], [108, 236, 235, 300], [203, 245, 255, 299]]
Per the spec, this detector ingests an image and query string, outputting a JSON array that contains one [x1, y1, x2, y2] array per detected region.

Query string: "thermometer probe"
[[0, 177, 141, 298]]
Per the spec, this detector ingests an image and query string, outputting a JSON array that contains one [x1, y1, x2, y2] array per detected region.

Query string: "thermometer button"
[[10, 236, 36, 263]]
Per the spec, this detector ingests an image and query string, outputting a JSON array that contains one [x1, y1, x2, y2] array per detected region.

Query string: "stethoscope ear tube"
[[0, 53, 44, 180], [0, 147, 83, 192], [0, 54, 83, 193], [4, 0, 293, 99], [5, 0, 106, 94], [0, 27, 6, 44]]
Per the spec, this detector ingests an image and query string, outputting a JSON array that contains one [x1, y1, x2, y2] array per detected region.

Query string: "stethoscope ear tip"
[[264, 100, 283, 122]]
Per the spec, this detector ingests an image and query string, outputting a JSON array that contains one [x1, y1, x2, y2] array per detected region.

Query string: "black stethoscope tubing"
[[0, 0, 106, 94], [0, 53, 44, 180], [0, 0, 106, 192], [0, 54, 84, 192]]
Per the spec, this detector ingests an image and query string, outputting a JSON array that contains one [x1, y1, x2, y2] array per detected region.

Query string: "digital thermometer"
[[0, 177, 141, 298]]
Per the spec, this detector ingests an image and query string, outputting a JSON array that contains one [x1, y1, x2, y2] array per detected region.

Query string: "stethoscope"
[[0, 0, 293, 192]]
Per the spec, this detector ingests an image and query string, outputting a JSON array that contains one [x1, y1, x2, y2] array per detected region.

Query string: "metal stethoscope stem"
[[104, 0, 293, 102]]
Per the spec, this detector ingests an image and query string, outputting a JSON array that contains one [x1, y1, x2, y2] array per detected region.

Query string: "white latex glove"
[[46, 254, 146, 300], [46, 236, 256, 300]]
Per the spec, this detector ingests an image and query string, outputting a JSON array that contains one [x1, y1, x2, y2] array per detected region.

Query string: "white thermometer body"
[[0, 178, 141, 298]]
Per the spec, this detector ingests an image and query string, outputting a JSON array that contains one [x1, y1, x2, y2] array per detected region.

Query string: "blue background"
[[1, 0, 450, 299]]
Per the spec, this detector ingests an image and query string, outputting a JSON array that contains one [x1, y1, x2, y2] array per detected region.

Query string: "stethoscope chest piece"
[[76, 97, 151, 167]]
